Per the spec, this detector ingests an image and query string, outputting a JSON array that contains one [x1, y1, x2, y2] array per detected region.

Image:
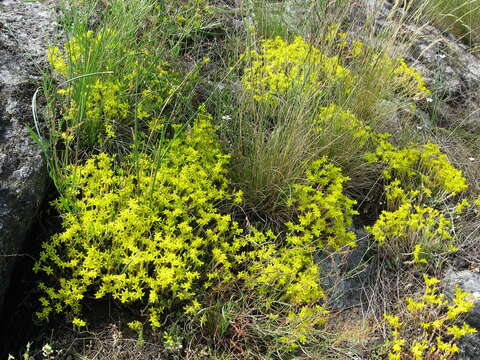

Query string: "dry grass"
[[55, 324, 164, 360]]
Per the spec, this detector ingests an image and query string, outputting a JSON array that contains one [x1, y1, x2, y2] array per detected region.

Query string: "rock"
[[403, 23, 480, 131], [346, 1, 480, 132], [318, 228, 372, 310], [457, 333, 480, 360], [0, 0, 56, 314]]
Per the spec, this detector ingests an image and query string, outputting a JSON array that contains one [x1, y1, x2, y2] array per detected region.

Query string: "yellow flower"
[[423, 274, 440, 287], [392, 337, 405, 353], [47, 46, 67, 76], [72, 318, 86, 327], [406, 297, 426, 312], [351, 40, 364, 57], [412, 244, 427, 265], [241, 36, 351, 105], [448, 323, 477, 339], [385, 314, 403, 328], [104, 124, 115, 138], [410, 340, 428, 360]]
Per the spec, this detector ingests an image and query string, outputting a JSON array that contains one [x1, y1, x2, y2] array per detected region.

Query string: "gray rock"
[[457, 333, 480, 360], [378, 2, 480, 131], [318, 228, 372, 310], [403, 23, 480, 131], [0, 0, 56, 313], [346, 1, 480, 132]]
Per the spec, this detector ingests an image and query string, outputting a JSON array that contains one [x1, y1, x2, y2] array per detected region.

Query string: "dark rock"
[[318, 228, 373, 310], [457, 333, 480, 360], [0, 0, 56, 314]]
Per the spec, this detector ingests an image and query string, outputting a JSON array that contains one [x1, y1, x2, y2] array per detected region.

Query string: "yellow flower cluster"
[[286, 157, 357, 251], [47, 46, 67, 76], [238, 159, 355, 303], [34, 110, 240, 326], [366, 53, 431, 99], [240, 24, 430, 111], [59, 77, 130, 143], [366, 197, 452, 259], [367, 140, 467, 200], [239, 158, 357, 304], [241, 36, 351, 105], [385, 274, 476, 360], [366, 139, 467, 262], [48, 30, 107, 77], [35, 108, 356, 331], [394, 59, 431, 97], [236, 229, 326, 305]]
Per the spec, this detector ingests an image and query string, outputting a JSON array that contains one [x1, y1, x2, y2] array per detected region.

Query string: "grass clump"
[[46, 25, 191, 149], [41, 0, 207, 194], [314, 103, 373, 169], [228, 21, 436, 223]]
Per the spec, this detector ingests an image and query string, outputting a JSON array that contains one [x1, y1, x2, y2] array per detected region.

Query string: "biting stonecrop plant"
[[35, 110, 239, 326], [314, 103, 373, 165], [241, 36, 352, 106], [238, 157, 357, 304], [365, 137, 468, 263], [384, 274, 476, 360], [366, 182, 454, 262], [34, 108, 357, 338], [240, 33, 431, 108], [366, 140, 468, 203], [316, 103, 371, 145]]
